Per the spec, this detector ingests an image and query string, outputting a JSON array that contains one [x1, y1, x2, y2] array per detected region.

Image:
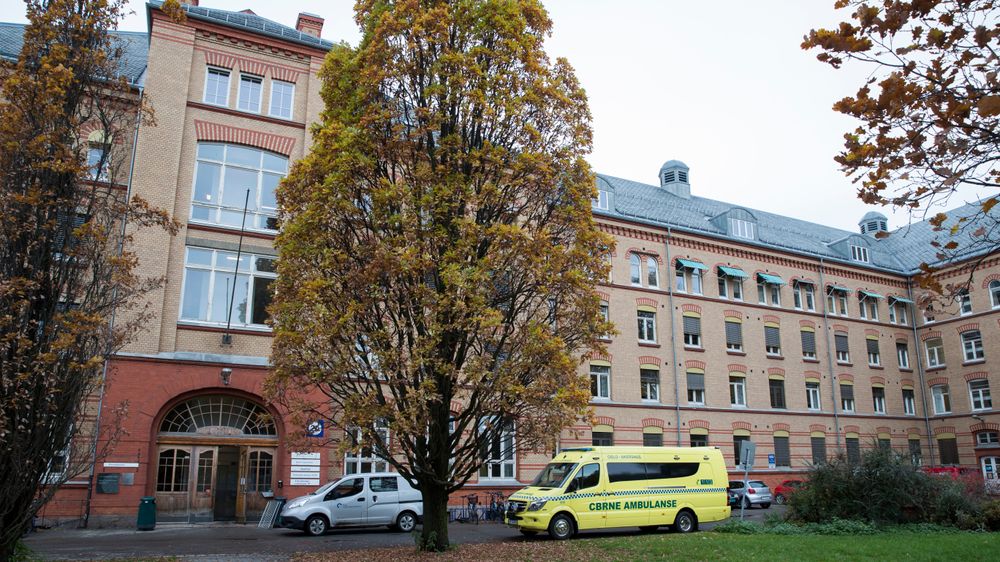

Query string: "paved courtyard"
[[24, 506, 781, 560]]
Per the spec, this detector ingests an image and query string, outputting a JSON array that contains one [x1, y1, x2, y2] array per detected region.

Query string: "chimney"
[[180, 0, 199, 6], [658, 160, 691, 199], [296, 12, 324, 38]]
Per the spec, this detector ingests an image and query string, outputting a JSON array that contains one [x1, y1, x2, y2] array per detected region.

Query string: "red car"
[[773, 479, 804, 505]]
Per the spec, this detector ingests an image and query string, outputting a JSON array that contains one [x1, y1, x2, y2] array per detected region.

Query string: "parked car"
[[728, 479, 771, 509], [727, 486, 740, 507], [278, 472, 423, 536], [773, 479, 804, 505]]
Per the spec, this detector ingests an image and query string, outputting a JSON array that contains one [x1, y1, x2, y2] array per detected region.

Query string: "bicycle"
[[455, 493, 480, 524], [483, 491, 506, 522]]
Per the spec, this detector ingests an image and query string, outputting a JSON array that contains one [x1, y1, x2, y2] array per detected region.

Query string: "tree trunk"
[[418, 483, 450, 551]]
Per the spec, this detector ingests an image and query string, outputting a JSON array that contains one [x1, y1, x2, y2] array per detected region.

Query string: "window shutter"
[[840, 384, 855, 400], [725, 321, 742, 345], [846, 438, 861, 463], [640, 369, 658, 384], [939, 438, 959, 465], [811, 437, 827, 464], [835, 334, 849, 353], [800, 330, 816, 354], [764, 326, 781, 348], [683, 316, 701, 336], [774, 436, 790, 467], [686, 372, 704, 390], [866, 338, 880, 355]]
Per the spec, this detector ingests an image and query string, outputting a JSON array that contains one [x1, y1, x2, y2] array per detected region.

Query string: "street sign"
[[306, 420, 324, 437], [740, 441, 756, 468], [768, 453, 776, 469]]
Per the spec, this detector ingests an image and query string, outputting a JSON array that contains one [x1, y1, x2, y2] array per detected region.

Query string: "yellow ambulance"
[[506, 446, 730, 539]]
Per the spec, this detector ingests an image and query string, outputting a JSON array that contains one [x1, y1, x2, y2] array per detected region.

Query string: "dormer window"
[[729, 218, 755, 239], [850, 244, 869, 263], [591, 189, 609, 210]]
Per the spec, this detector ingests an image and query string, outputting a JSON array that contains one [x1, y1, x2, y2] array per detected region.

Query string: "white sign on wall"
[[290, 452, 322, 486]]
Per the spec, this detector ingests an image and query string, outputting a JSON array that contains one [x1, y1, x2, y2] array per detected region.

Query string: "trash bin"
[[137, 496, 156, 531]]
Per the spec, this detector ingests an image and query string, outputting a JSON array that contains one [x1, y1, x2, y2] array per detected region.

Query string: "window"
[[733, 435, 750, 467], [637, 310, 656, 343], [237, 74, 263, 113], [682, 315, 701, 348], [729, 376, 747, 407], [903, 389, 916, 415], [758, 280, 781, 306], [156, 449, 191, 492], [962, 330, 985, 362], [932, 384, 951, 414], [872, 387, 886, 414], [643, 433, 663, 447], [190, 143, 287, 232], [858, 293, 879, 320], [840, 384, 855, 412], [247, 451, 273, 492], [640, 369, 660, 402], [479, 418, 515, 479], [345, 423, 390, 474], [718, 267, 746, 300], [806, 382, 821, 411], [769, 379, 786, 409], [204, 67, 230, 105], [909, 439, 922, 466], [835, 334, 850, 363], [811, 436, 827, 464], [764, 325, 781, 356], [827, 286, 849, 316], [326, 477, 363, 500], [925, 337, 945, 367], [590, 365, 610, 400], [87, 145, 109, 181], [180, 247, 276, 327], [687, 371, 705, 405], [370, 476, 399, 493], [866, 338, 881, 366], [773, 436, 790, 467], [729, 217, 755, 239], [977, 431, 999, 446], [938, 438, 960, 465], [889, 299, 909, 325], [690, 433, 708, 447], [726, 320, 743, 352], [196, 450, 213, 492], [647, 256, 659, 288], [592, 431, 613, 446], [591, 189, 609, 210], [718, 276, 727, 298], [794, 282, 816, 311], [675, 261, 704, 294], [969, 380, 992, 411], [958, 290, 972, 315], [801, 329, 817, 360], [850, 244, 869, 263], [630, 254, 641, 285], [269, 79, 294, 119], [897, 343, 910, 369], [599, 302, 609, 324], [846, 437, 861, 464], [991, 280, 1000, 308]]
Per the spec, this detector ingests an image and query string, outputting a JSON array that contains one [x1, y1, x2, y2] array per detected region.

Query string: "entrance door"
[[214, 446, 240, 521], [983, 457, 999, 495]]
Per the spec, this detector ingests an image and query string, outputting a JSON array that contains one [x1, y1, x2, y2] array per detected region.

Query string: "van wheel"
[[548, 513, 575, 540], [673, 510, 697, 533], [639, 525, 659, 532], [304, 514, 328, 536], [395, 511, 417, 533]]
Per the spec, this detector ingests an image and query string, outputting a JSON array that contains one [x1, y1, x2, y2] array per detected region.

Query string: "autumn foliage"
[[267, 0, 611, 551]]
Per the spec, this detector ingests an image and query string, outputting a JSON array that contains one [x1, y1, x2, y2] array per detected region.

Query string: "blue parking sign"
[[306, 420, 324, 437]]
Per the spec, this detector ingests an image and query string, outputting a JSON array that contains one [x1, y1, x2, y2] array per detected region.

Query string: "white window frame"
[[675, 264, 702, 294], [873, 387, 886, 414], [977, 431, 999, 445], [841, 386, 855, 413], [729, 376, 747, 408], [897, 343, 910, 369], [969, 380, 992, 412], [902, 389, 916, 416], [190, 143, 287, 233], [958, 290, 972, 315], [932, 384, 951, 415], [87, 145, 110, 182], [637, 310, 656, 343], [868, 342, 881, 367], [962, 330, 985, 362], [728, 217, 755, 239], [590, 364, 610, 400], [889, 301, 909, 325], [850, 244, 869, 263], [203, 66, 230, 106], [991, 280, 1000, 309], [806, 382, 821, 411], [268, 79, 295, 120], [630, 254, 642, 285], [237, 73, 264, 113], [344, 423, 390, 474], [640, 369, 660, 402], [179, 247, 277, 329], [478, 418, 516, 480], [592, 189, 609, 210], [925, 338, 945, 368], [646, 256, 659, 288], [793, 282, 815, 311]]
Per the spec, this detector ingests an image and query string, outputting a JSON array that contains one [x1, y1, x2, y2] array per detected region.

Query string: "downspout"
[[664, 227, 681, 446], [907, 279, 936, 468], [816, 258, 843, 453], [82, 82, 145, 528]]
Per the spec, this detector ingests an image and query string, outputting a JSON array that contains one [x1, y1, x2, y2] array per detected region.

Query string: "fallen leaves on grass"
[[292, 540, 618, 562]]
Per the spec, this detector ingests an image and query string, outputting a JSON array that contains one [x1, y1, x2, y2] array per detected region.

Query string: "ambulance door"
[[604, 462, 648, 527], [568, 462, 604, 530]]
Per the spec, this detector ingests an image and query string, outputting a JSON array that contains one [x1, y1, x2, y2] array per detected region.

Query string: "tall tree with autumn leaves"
[[804, 0, 999, 299], [0, 1, 176, 556], [269, 0, 610, 550]]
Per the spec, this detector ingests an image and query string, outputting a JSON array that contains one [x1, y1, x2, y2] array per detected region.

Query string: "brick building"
[[3, 1, 996, 527]]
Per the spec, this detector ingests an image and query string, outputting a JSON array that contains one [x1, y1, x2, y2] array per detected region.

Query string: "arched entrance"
[[154, 394, 279, 523]]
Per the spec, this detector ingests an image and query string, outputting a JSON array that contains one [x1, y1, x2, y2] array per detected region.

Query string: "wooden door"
[[235, 446, 250, 523], [189, 446, 216, 522]]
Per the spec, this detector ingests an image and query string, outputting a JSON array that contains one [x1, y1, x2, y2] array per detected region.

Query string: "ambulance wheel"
[[519, 530, 539, 537], [548, 513, 575, 540], [673, 510, 697, 533], [639, 525, 659, 532]]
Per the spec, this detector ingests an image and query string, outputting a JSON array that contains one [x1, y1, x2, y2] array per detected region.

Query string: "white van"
[[278, 472, 423, 536]]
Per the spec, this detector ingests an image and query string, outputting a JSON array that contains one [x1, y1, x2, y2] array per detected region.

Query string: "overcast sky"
[[2, 0, 923, 232]]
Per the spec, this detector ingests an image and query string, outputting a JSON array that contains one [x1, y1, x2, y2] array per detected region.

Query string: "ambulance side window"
[[577, 463, 600, 490]]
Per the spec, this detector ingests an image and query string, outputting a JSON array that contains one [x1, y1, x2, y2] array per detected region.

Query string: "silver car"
[[728, 479, 772, 509]]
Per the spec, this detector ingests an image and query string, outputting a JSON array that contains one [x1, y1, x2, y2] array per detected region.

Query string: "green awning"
[[827, 284, 849, 293], [859, 290, 883, 300], [718, 266, 748, 279], [676, 258, 708, 271], [757, 272, 785, 285], [889, 295, 914, 304]]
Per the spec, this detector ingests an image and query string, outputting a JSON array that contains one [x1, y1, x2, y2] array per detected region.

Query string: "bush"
[[788, 444, 983, 527], [981, 499, 1000, 532]]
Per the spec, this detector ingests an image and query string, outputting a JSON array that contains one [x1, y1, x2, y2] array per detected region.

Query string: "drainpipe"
[[664, 228, 681, 446], [816, 258, 843, 453], [907, 279, 936, 468], [82, 83, 145, 528]]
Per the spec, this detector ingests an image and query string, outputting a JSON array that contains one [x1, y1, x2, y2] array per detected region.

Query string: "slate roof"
[[0, 22, 148, 85], [595, 173, 998, 275], [147, 1, 334, 51]]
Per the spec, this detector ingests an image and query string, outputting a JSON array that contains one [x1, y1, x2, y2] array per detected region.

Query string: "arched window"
[[646, 256, 659, 287], [190, 142, 288, 232], [159, 396, 277, 436], [629, 254, 641, 285], [157, 449, 191, 492], [991, 280, 1000, 308]]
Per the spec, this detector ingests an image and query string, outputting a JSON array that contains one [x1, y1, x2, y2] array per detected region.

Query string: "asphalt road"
[[24, 505, 783, 561]]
